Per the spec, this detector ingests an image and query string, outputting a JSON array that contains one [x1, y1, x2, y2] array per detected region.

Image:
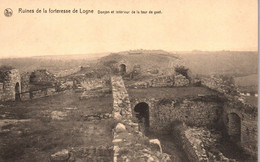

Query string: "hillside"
[[176, 51, 258, 77], [99, 50, 183, 75], [0, 53, 109, 74], [0, 50, 257, 78]]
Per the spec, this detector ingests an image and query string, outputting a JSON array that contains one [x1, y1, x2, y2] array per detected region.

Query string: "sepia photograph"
[[0, 0, 258, 161]]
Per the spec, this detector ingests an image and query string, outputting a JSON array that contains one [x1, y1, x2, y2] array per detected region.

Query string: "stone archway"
[[119, 64, 126, 75], [134, 102, 149, 134], [228, 113, 241, 142], [15, 82, 21, 101]]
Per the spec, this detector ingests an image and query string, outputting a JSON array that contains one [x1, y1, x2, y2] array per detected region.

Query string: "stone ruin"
[[0, 69, 21, 102], [0, 52, 257, 161], [0, 68, 69, 102]]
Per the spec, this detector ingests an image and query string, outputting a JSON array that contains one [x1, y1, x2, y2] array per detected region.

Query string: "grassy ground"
[[0, 90, 114, 162]]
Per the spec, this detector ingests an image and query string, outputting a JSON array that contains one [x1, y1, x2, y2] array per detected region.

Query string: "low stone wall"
[[31, 89, 47, 99], [82, 113, 112, 121], [200, 75, 237, 95], [30, 69, 56, 86], [20, 87, 67, 101], [179, 126, 235, 162], [111, 75, 171, 161], [174, 74, 189, 87], [81, 77, 108, 91], [127, 74, 189, 89], [149, 76, 174, 87], [182, 128, 208, 162]]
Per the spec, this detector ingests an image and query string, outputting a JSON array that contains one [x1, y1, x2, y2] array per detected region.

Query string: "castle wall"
[[200, 75, 257, 156], [127, 74, 189, 89], [110, 75, 170, 161], [0, 69, 21, 102], [21, 72, 31, 93], [223, 102, 257, 157], [130, 97, 222, 134]]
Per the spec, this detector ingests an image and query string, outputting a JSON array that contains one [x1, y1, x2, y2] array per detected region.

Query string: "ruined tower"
[[0, 69, 21, 101]]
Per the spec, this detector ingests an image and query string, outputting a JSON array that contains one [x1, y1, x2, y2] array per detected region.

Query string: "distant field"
[[178, 51, 257, 76], [234, 74, 258, 87], [0, 53, 109, 74]]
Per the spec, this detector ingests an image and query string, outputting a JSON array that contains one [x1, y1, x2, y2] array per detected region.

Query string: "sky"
[[0, 0, 258, 58]]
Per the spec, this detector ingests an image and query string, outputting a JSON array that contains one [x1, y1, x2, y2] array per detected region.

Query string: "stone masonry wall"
[[0, 69, 21, 102], [111, 75, 171, 161], [81, 78, 108, 91], [127, 74, 189, 89], [130, 97, 222, 134], [181, 127, 236, 162], [30, 69, 56, 86], [223, 103, 258, 157], [200, 76, 234, 94], [21, 72, 31, 93], [201, 76, 257, 156]]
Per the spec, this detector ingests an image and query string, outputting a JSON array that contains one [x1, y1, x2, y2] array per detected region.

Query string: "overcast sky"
[[0, 0, 258, 58]]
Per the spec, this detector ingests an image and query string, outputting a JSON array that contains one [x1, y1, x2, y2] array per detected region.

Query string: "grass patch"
[[0, 91, 114, 162]]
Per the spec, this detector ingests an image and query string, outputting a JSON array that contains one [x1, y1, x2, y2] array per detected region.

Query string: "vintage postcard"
[[0, 0, 258, 161]]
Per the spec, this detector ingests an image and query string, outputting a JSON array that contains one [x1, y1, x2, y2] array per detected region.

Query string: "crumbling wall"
[[130, 96, 223, 133], [127, 74, 189, 89], [201, 75, 257, 157], [79, 75, 111, 100], [174, 74, 190, 87], [30, 69, 56, 86], [223, 101, 257, 157], [21, 72, 31, 93], [80, 78, 108, 91], [149, 76, 174, 87], [0, 69, 21, 102], [181, 127, 235, 162], [110, 75, 171, 161], [200, 75, 236, 95], [20, 70, 59, 101]]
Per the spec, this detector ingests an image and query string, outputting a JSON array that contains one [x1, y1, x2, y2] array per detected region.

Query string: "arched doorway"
[[134, 102, 149, 134], [15, 82, 21, 101], [228, 113, 241, 142], [119, 64, 126, 74]]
